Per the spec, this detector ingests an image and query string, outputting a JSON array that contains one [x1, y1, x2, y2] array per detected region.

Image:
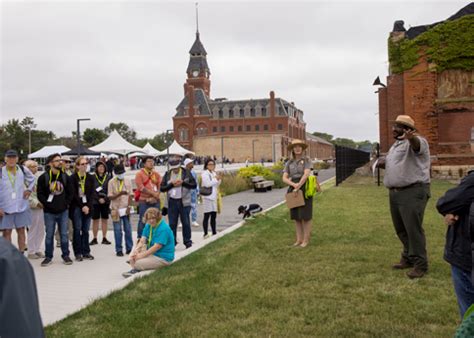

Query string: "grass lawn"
[[46, 176, 459, 337]]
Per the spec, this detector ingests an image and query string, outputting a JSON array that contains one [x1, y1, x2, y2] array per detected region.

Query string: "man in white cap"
[[378, 115, 431, 279], [184, 158, 200, 227]]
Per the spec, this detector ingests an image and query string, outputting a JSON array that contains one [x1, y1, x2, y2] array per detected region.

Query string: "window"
[[178, 128, 189, 141], [246, 125, 251, 132], [278, 124, 283, 130], [238, 125, 242, 132], [279, 107, 285, 116], [220, 126, 225, 132], [255, 125, 260, 131], [263, 124, 268, 131], [261, 107, 267, 116], [230, 126, 234, 132], [218, 109, 223, 119], [229, 109, 234, 118], [213, 126, 217, 133], [250, 108, 256, 117], [196, 126, 208, 136], [239, 109, 244, 117]]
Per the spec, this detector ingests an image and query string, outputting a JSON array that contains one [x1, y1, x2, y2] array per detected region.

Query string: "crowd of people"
[[0, 150, 224, 278]]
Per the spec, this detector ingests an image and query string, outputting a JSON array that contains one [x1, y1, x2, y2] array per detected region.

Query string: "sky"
[[0, 0, 470, 142]]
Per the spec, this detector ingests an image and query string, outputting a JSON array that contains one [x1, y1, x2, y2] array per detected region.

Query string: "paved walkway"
[[11, 168, 334, 326]]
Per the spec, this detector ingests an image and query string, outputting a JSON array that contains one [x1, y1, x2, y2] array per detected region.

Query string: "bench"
[[251, 176, 275, 192]]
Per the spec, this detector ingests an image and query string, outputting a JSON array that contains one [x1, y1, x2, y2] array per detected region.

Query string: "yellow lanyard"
[[147, 221, 160, 249], [78, 173, 86, 193], [49, 170, 60, 192], [144, 168, 156, 184], [6, 167, 17, 189], [95, 174, 106, 187], [116, 178, 124, 192]]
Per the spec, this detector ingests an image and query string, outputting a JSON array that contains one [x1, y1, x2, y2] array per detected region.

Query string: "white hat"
[[183, 158, 194, 167]]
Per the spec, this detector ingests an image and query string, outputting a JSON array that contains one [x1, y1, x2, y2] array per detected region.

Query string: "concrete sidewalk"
[[11, 168, 334, 326]]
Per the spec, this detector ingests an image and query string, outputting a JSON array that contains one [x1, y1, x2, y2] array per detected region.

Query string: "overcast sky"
[[1, 0, 469, 142]]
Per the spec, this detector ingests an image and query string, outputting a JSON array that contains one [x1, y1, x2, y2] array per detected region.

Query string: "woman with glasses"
[[70, 157, 95, 261], [122, 208, 174, 278], [200, 159, 221, 238]]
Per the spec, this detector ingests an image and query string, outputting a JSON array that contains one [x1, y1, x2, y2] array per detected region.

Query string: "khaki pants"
[[55, 219, 73, 242], [134, 255, 170, 271]]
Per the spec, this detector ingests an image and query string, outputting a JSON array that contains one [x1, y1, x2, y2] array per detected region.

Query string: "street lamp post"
[[166, 129, 174, 170], [221, 136, 224, 168], [77, 118, 91, 156]]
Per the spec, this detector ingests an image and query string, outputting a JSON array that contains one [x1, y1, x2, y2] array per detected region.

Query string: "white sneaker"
[[203, 234, 210, 239], [192, 221, 199, 227]]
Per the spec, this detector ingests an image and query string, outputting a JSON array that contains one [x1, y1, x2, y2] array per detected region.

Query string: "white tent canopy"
[[162, 140, 195, 156], [142, 142, 162, 156], [90, 130, 142, 155], [28, 145, 70, 159]]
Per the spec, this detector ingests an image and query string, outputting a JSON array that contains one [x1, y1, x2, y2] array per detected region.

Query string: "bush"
[[314, 162, 330, 170], [238, 165, 285, 189], [219, 172, 251, 196]]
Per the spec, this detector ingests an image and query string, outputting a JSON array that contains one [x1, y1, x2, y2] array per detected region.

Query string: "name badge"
[[11, 192, 16, 200], [47, 194, 54, 202], [82, 196, 87, 203], [96, 187, 103, 192]]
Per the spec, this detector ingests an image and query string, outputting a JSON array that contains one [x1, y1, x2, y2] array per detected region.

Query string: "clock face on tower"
[[192, 70, 199, 77]]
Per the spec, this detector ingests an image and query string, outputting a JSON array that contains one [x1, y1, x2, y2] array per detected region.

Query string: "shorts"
[[91, 203, 110, 220], [1, 210, 31, 230]]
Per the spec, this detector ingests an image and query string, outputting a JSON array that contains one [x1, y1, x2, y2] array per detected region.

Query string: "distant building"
[[172, 29, 321, 162], [306, 133, 334, 160], [377, 3, 474, 167]]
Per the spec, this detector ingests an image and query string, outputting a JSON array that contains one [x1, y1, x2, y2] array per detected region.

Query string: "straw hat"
[[287, 139, 308, 151], [394, 115, 416, 130]]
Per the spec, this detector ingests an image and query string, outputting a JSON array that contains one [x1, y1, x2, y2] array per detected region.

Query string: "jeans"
[[72, 207, 92, 257], [44, 210, 69, 259], [113, 216, 133, 253], [137, 201, 160, 239], [190, 191, 198, 223], [451, 265, 474, 318], [168, 198, 192, 247]]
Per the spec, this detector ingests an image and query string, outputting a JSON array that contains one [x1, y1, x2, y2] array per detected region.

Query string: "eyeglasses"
[[208, 163, 215, 166], [79, 163, 87, 166]]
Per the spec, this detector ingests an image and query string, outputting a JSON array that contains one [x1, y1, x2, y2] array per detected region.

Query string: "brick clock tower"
[[186, 31, 211, 97]]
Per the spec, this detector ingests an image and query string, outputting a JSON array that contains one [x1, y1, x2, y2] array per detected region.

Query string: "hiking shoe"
[[122, 269, 140, 278], [185, 242, 193, 249], [192, 221, 199, 227], [116, 251, 124, 257], [83, 254, 95, 260], [392, 259, 414, 270], [102, 238, 111, 245], [126, 249, 132, 255], [41, 258, 52, 267], [35, 252, 45, 258], [89, 238, 98, 245], [406, 267, 427, 279], [28, 253, 40, 259], [75, 255, 83, 262], [63, 256, 73, 265]]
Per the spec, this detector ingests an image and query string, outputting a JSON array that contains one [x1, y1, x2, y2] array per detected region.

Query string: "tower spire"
[[195, 2, 199, 35]]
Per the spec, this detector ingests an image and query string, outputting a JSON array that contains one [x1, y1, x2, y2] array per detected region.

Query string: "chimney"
[[270, 91, 276, 130]]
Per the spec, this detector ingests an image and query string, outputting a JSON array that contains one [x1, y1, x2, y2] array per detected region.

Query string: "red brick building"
[[378, 4, 474, 166], [172, 30, 332, 162]]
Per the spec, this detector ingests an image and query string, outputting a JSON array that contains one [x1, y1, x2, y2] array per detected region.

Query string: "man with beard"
[[378, 115, 431, 279], [37, 153, 74, 266]]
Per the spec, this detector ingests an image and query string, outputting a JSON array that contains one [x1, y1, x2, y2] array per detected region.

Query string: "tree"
[[104, 123, 137, 143], [333, 138, 357, 149], [83, 128, 107, 147], [312, 132, 334, 143]]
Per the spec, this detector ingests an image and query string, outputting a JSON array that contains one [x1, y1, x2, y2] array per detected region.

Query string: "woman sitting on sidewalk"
[[122, 208, 175, 278]]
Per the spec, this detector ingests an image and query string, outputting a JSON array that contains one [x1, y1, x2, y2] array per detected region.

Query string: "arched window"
[[195, 124, 208, 136], [178, 127, 189, 141]]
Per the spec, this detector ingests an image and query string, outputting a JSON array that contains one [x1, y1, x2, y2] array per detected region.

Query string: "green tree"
[[104, 123, 137, 143], [312, 132, 334, 143], [83, 128, 107, 147], [333, 138, 357, 149]]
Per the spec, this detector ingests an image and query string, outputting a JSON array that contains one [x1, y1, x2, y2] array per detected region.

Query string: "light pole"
[[220, 136, 225, 168], [252, 139, 259, 164], [165, 129, 174, 170], [77, 118, 91, 156]]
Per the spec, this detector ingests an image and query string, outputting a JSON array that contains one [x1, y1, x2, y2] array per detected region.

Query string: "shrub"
[[219, 172, 251, 196], [314, 162, 330, 170], [238, 165, 286, 189]]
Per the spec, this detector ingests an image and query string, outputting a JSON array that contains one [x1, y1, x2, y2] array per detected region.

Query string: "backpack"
[[305, 175, 317, 199]]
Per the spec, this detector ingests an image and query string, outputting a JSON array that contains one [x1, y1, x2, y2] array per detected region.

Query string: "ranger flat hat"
[[287, 139, 308, 151]]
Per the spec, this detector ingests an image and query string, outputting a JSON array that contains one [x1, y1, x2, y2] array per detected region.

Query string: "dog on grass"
[[238, 204, 263, 219]]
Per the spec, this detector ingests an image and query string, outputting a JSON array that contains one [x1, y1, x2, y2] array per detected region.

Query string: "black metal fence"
[[335, 145, 370, 186]]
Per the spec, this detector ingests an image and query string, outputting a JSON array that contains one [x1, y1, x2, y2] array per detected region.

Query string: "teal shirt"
[[142, 220, 175, 262]]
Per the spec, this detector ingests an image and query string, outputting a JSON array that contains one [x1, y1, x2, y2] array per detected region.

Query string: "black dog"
[[238, 204, 263, 219]]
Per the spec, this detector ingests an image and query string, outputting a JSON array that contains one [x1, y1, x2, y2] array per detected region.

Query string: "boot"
[[406, 267, 427, 279], [392, 258, 413, 270]]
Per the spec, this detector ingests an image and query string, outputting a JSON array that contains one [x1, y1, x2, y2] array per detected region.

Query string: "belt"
[[389, 182, 428, 192]]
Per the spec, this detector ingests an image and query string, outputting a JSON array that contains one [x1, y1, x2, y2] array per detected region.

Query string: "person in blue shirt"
[[123, 207, 175, 278]]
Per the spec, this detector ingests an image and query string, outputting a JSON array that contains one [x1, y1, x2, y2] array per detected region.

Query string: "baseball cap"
[[183, 158, 193, 167], [5, 149, 18, 157]]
